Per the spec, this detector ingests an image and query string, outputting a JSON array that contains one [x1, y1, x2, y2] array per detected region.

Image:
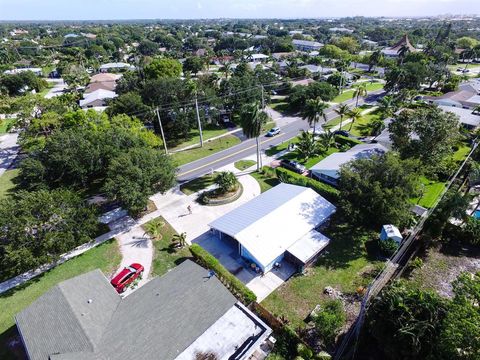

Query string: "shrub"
[[189, 243, 257, 304], [275, 167, 339, 203], [314, 300, 346, 347], [378, 238, 399, 257], [214, 171, 238, 193]]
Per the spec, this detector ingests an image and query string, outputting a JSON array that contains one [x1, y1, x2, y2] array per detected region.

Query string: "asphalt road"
[[177, 90, 385, 182]]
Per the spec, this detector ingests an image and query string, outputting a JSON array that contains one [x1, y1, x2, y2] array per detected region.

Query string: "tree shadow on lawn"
[[318, 217, 377, 270], [0, 325, 26, 360]]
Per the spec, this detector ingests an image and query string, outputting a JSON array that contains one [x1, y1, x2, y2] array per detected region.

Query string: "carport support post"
[[155, 108, 168, 154]]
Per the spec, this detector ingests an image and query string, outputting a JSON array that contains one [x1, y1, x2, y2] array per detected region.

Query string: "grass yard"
[[411, 176, 446, 209], [265, 137, 300, 156], [0, 239, 121, 360], [143, 217, 192, 277], [250, 170, 280, 193], [234, 160, 256, 171], [168, 125, 231, 151], [179, 173, 216, 195], [336, 109, 383, 137], [263, 221, 380, 328], [281, 147, 339, 169], [332, 82, 384, 103], [0, 169, 19, 200], [171, 134, 241, 166], [0, 119, 16, 134], [451, 142, 471, 162]]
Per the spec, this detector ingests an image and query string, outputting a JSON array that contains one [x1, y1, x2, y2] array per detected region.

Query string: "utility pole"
[[261, 85, 265, 109], [155, 108, 168, 154], [195, 92, 204, 147]]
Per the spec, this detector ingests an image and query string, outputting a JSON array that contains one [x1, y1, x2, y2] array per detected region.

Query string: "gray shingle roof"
[[16, 261, 237, 360]]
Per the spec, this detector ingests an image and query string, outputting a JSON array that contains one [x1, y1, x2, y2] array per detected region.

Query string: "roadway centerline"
[[177, 133, 288, 177]]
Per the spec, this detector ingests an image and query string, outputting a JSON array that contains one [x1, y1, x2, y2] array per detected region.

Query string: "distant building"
[[381, 34, 417, 58], [79, 89, 117, 108], [329, 27, 354, 34], [4, 67, 42, 76], [99, 62, 135, 73], [424, 79, 480, 110], [16, 260, 273, 360], [292, 39, 324, 52], [438, 105, 480, 130], [299, 64, 336, 75], [310, 143, 388, 186]]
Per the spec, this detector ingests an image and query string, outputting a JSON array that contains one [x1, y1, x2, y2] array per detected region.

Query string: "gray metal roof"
[[16, 261, 237, 360]]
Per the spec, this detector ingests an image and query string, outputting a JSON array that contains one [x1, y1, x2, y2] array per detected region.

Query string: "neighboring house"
[[16, 260, 272, 360], [209, 183, 336, 273], [299, 64, 336, 75], [291, 78, 316, 87], [438, 105, 480, 130], [292, 39, 324, 52], [425, 80, 480, 109], [85, 73, 121, 94], [380, 224, 403, 244], [248, 53, 270, 63], [289, 30, 303, 35], [4, 67, 42, 76], [79, 89, 117, 108], [310, 143, 388, 186], [99, 62, 135, 72], [271, 52, 295, 60], [381, 34, 417, 58]]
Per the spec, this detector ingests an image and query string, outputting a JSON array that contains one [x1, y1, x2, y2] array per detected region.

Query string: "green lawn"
[[143, 217, 192, 277], [411, 176, 446, 209], [336, 109, 383, 137], [0, 169, 19, 200], [265, 137, 300, 156], [179, 173, 216, 195], [451, 142, 471, 162], [0, 119, 16, 134], [332, 82, 384, 103], [234, 160, 256, 171], [0, 239, 121, 360], [168, 125, 230, 151], [250, 170, 280, 193], [263, 221, 380, 328], [171, 135, 241, 166], [281, 147, 339, 169]]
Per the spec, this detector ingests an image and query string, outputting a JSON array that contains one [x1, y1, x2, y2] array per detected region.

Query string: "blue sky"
[[1, 0, 479, 20]]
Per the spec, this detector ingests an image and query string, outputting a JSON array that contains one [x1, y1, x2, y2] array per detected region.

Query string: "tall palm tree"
[[334, 103, 349, 131], [348, 108, 362, 132], [352, 83, 368, 107], [368, 50, 383, 72], [397, 44, 410, 65], [302, 97, 329, 134], [240, 102, 268, 171], [221, 62, 232, 79]]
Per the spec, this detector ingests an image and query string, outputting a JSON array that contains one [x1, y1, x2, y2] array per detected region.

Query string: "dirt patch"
[[409, 243, 480, 298]]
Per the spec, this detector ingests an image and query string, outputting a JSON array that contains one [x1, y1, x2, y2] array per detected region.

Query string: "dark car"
[[280, 159, 307, 174], [110, 263, 144, 293], [333, 130, 350, 137]]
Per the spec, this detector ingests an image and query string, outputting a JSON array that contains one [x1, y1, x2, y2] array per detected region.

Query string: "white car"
[[266, 127, 280, 137]]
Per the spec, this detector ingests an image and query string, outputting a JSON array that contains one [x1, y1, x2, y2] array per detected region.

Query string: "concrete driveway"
[[152, 168, 261, 244], [44, 79, 67, 99]]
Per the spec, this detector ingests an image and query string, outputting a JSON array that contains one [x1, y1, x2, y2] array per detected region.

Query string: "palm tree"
[[214, 171, 238, 193], [296, 131, 317, 160], [302, 97, 329, 134], [173, 232, 187, 249], [221, 62, 232, 79], [368, 50, 383, 72], [397, 44, 410, 65], [370, 117, 386, 137], [378, 95, 395, 118], [317, 130, 336, 153], [334, 103, 349, 131], [348, 108, 362, 132], [352, 83, 368, 107], [240, 102, 268, 171]]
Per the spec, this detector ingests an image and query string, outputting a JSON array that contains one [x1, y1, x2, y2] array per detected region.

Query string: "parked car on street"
[[110, 263, 144, 293], [266, 127, 280, 137], [280, 159, 307, 174]]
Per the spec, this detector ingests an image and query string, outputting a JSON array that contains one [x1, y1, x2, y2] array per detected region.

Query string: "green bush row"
[[334, 135, 362, 147], [189, 243, 257, 304], [274, 167, 339, 203]]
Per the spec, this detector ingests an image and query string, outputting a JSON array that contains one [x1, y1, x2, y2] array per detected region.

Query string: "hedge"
[[274, 167, 339, 203], [189, 243, 257, 304], [335, 135, 362, 147]]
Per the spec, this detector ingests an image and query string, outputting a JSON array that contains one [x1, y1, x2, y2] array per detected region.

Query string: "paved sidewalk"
[[0, 132, 19, 177]]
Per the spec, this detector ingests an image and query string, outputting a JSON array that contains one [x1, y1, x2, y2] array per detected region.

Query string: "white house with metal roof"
[[209, 183, 336, 273], [292, 39, 324, 52], [79, 89, 117, 108], [310, 143, 388, 186]]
